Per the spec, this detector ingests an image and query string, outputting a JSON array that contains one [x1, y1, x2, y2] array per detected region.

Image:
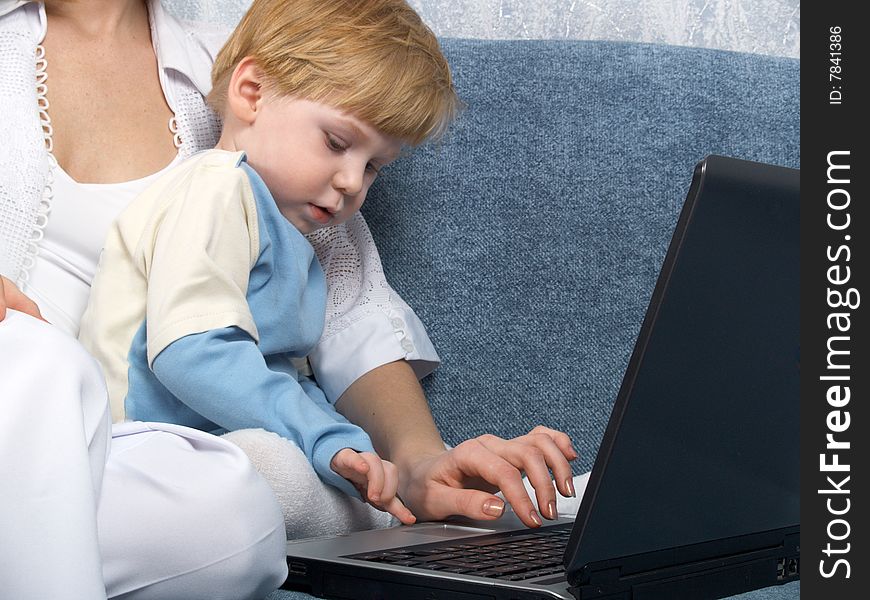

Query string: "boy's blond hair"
[[208, 0, 459, 146]]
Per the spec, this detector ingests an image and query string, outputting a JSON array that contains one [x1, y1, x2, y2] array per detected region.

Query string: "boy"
[[79, 0, 460, 523]]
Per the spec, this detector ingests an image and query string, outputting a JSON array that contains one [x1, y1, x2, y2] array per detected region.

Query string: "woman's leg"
[[0, 310, 287, 600], [99, 423, 287, 600], [0, 310, 111, 599]]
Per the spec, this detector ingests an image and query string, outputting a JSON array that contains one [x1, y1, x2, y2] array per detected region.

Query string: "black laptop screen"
[[566, 156, 800, 576]]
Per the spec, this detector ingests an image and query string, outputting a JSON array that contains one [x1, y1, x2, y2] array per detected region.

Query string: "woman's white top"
[[0, 0, 438, 402], [27, 157, 182, 335]]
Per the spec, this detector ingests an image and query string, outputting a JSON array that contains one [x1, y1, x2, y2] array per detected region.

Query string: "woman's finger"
[[417, 482, 507, 523], [475, 435, 559, 520], [511, 427, 578, 498], [528, 425, 577, 461], [521, 431, 577, 499], [451, 439, 542, 527]]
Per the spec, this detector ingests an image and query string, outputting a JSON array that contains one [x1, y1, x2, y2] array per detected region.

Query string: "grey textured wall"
[[164, 0, 800, 58]]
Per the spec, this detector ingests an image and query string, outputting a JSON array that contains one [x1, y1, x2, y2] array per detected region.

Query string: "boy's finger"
[[331, 450, 369, 484], [351, 454, 370, 475], [361, 453, 385, 503], [382, 496, 416, 526], [379, 461, 399, 504]]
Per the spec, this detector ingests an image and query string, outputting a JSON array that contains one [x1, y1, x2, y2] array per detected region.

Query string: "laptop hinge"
[[568, 530, 799, 599]]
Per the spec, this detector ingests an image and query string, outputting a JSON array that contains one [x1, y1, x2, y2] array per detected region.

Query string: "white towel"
[[222, 429, 395, 541]]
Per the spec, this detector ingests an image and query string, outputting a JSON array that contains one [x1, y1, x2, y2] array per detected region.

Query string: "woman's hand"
[[397, 426, 578, 528], [331, 448, 417, 525], [335, 364, 577, 528], [0, 275, 45, 322]]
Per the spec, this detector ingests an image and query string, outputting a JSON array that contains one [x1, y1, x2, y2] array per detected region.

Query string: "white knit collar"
[[0, 1, 32, 19], [147, 0, 214, 97]]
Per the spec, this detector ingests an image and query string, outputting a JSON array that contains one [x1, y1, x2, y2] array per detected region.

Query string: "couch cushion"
[[363, 38, 799, 473]]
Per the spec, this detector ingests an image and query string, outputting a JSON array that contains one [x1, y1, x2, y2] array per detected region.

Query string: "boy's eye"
[[326, 134, 347, 152], [366, 162, 381, 175]]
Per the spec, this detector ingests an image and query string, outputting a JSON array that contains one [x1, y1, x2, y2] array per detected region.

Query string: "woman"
[[0, 1, 578, 598]]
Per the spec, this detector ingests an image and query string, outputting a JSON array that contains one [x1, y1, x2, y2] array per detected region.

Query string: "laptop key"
[[389, 560, 422, 567], [436, 560, 480, 569], [442, 566, 475, 574], [471, 569, 500, 578], [412, 553, 463, 563], [490, 564, 530, 576], [352, 554, 388, 562], [410, 549, 453, 556]]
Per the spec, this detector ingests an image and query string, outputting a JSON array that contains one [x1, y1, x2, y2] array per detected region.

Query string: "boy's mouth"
[[308, 203, 333, 225]]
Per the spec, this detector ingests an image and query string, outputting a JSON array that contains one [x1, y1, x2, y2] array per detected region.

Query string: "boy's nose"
[[332, 164, 365, 196]]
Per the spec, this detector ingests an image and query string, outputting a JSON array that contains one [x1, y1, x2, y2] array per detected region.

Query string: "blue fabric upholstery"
[[270, 38, 800, 600]]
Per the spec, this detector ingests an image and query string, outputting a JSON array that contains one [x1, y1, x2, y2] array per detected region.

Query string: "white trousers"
[[0, 310, 288, 600]]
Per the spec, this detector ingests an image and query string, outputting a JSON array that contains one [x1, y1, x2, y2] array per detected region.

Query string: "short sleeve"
[[143, 161, 260, 364], [306, 213, 439, 402]]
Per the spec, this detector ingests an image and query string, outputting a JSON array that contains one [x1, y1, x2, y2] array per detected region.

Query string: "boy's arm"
[[335, 360, 577, 528], [151, 325, 374, 497], [134, 156, 369, 496]]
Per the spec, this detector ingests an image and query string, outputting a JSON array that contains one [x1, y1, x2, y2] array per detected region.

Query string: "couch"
[[270, 37, 800, 600]]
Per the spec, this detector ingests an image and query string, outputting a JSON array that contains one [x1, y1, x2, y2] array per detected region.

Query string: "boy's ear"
[[226, 57, 265, 125]]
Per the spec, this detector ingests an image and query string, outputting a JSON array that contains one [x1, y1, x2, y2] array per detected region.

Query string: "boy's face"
[[241, 98, 403, 234]]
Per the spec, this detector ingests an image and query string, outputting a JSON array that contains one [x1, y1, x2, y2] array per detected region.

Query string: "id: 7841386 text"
[[829, 26, 844, 105]]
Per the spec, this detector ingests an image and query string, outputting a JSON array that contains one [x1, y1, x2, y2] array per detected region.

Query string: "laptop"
[[283, 155, 800, 599]]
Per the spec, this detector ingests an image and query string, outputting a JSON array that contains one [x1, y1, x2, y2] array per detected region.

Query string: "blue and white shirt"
[[79, 149, 374, 495]]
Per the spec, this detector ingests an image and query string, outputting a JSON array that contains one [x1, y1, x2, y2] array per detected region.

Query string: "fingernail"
[[483, 499, 505, 517], [566, 478, 576, 498], [529, 509, 543, 527], [548, 501, 557, 520]]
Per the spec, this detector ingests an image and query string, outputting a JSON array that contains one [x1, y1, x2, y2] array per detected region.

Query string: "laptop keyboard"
[[346, 523, 571, 581]]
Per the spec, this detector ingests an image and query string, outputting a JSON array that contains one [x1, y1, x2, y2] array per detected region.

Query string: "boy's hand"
[[331, 449, 416, 525]]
